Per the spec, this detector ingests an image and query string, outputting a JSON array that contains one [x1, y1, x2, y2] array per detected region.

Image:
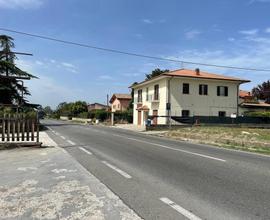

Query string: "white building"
[[130, 68, 250, 125]]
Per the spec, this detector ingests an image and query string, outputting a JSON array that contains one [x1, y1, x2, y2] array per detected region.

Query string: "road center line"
[[160, 197, 202, 220], [102, 161, 132, 179], [67, 140, 76, 145], [113, 134, 226, 162], [60, 136, 66, 140], [79, 147, 92, 155]]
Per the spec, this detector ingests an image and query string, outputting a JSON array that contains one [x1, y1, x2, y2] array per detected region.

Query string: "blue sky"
[[0, 0, 270, 108]]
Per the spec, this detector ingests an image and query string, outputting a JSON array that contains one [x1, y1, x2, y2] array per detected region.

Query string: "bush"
[[244, 111, 270, 117], [95, 109, 108, 121], [114, 110, 133, 123], [77, 112, 89, 119]]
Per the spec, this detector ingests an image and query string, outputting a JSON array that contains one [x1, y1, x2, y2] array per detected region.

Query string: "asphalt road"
[[42, 119, 270, 220]]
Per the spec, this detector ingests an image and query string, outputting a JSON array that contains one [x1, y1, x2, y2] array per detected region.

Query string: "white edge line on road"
[[102, 161, 132, 179], [160, 197, 202, 220], [60, 136, 66, 140], [55, 132, 59, 135], [67, 140, 76, 145], [79, 147, 92, 155], [113, 135, 226, 162]]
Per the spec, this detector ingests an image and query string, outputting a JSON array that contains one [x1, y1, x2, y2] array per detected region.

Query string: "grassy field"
[[164, 126, 270, 155]]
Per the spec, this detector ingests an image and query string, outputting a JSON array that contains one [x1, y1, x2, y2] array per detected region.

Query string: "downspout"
[[167, 76, 174, 127]]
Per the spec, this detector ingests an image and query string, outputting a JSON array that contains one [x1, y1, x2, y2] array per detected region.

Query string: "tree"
[[0, 35, 37, 105], [145, 68, 169, 80], [43, 106, 53, 115], [252, 80, 270, 103], [55, 101, 88, 117]]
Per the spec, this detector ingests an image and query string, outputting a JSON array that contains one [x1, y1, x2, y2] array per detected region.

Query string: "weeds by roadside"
[[164, 126, 270, 155]]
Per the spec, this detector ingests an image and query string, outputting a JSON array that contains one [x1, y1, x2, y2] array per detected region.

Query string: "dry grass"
[[165, 126, 270, 155]]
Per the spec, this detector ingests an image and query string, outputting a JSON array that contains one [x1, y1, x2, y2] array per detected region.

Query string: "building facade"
[[131, 69, 249, 125], [110, 94, 132, 112]]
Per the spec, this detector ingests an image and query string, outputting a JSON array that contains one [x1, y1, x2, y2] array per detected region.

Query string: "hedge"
[[244, 111, 270, 117]]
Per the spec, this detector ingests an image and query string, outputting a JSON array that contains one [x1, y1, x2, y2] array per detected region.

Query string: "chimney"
[[195, 68, 200, 75]]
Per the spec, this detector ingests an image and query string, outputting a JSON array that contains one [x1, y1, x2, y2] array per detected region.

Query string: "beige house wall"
[[170, 77, 239, 117], [133, 78, 167, 125], [111, 98, 131, 112], [133, 76, 240, 125]]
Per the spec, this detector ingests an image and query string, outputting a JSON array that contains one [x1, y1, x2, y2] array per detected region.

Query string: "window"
[[154, 84, 159, 100], [218, 111, 226, 117], [182, 83, 189, 94], [217, 86, 228, 96], [146, 87, 149, 101], [199, 84, 208, 95], [182, 110, 190, 117], [138, 89, 142, 103]]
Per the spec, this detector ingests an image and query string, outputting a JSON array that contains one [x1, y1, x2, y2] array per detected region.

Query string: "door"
[[153, 110, 158, 125], [138, 111, 142, 125]]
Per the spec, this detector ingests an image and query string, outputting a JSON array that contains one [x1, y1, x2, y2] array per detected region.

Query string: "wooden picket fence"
[[0, 114, 39, 143]]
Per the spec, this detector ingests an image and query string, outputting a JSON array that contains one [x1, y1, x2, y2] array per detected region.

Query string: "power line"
[[1, 27, 270, 72]]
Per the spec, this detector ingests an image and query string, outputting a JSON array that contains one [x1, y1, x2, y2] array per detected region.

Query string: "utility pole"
[[106, 94, 109, 120]]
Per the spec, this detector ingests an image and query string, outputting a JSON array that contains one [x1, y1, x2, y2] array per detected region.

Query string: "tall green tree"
[[145, 68, 169, 80], [252, 80, 270, 104], [0, 35, 37, 105]]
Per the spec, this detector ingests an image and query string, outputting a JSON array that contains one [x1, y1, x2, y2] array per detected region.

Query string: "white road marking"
[[113, 135, 226, 162], [60, 136, 66, 140], [160, 197, 202, 220], [79, 147, 92, 155], [102, 161, 132, 179], [67, 140, 76, 145], [55, 132, 59, 135]]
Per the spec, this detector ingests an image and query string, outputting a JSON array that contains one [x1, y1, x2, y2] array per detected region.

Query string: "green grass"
[[165, 126, 270, 155]]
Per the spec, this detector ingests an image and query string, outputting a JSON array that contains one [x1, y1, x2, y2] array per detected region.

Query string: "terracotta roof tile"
[[113, 94, 132, 99], [163, 69, 250, 82], [239, 90, 252, 98], [131, 68, 250, 88]]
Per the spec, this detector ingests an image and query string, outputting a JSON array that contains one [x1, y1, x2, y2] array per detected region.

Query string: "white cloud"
[[61, 62, 75, 68], [60, 62, 78, 74], [0, 0, 44, 9], [239, 29, 258, 35], [98, 75, 113, 80], [16, 59, 85, 108], [265, 28, 270, 33], [35, 60, 44, 65], [164, 34, 270, 90], [142, 19, 153, 24], [249, 0, 270, 4], [185, 30, 201, 39], [228, 37, 236, 42]]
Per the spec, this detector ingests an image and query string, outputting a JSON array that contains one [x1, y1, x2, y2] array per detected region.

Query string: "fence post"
[[7, 114, 10, 142], [26, 119, 30, 141], [17, 115, 20, 141], [1, 115, 5, 141], [31, 119, 35, 141], [36, 115, 39, 143], [22, 116, 25, 141], [12, 115, 15, 141]]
